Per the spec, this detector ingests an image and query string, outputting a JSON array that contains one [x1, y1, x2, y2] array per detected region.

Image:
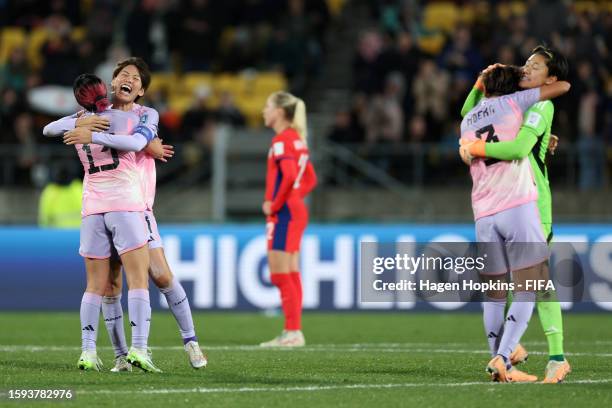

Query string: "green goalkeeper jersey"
[[461, 88, 554, 234]]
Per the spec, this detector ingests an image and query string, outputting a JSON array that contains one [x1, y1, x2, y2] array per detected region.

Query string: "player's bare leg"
[[149, 247, 206, 368]]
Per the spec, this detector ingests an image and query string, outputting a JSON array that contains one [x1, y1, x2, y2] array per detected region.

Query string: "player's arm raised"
[[538, 81, 570, 101], [460, 64, 502, 117]]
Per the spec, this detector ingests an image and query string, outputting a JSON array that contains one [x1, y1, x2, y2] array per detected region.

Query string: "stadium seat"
[[148, 72, 180, 94], [213, 73, 248, 96], [423, 2, 459, 33], [573, 1, 599, 14], [0, 27, 27, 64], [183, 72, 214, 93], [70, 26, 87, 42], [168, 94, 195, 116], [326, 0, 346, 17], [418, 34, 446, 56], [233, 93, 267, 128], [27, 27, 49, 70], [252, 72, 288, 95]]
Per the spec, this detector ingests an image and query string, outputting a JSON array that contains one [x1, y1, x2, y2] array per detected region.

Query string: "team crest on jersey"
[[293, 140, 305, 150], [139, 113, 148, 124], [273, 141, 284, 156]]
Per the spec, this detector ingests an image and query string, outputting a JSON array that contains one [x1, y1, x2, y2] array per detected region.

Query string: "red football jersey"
[[264, 127, 316, 214]]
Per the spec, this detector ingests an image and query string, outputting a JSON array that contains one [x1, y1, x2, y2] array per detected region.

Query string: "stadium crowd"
[[0, 0, 333, 185], [1, 0, 610, 191], [328, 0, 611, 189]]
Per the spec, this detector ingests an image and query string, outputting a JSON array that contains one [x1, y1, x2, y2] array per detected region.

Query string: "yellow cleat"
[[510, 343, 528, 365], [486, 355, 508, 382], [542, 360, 571, 384], [507, 367, 538, 382]]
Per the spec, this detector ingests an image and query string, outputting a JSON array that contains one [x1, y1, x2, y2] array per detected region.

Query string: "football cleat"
[[127, 347, 162, 373], [506, 367, 538, 382], [542, 359, 571, 384], [110, 355, 132, 372], [184, 341, 208, 369], [260, 330, 305, 348], [486, 355, 508, 382], [77, 350, 103, 371], [510, 343, 529, 365]]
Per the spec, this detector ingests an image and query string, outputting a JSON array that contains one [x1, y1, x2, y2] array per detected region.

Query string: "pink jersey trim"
[[79, 252, 110, 260], [117, 239, 149, 255], [82, 205, 147, 217]]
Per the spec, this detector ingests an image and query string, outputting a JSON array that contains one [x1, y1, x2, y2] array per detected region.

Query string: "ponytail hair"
[[270, 91, 308, 145], [73, 73, 110, 113]]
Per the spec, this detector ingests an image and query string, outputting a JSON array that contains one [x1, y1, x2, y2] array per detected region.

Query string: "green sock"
[[536, 290, 564, 359]]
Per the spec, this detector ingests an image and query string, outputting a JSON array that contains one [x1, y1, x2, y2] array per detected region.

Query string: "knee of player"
[[151, 268, 173, 289]]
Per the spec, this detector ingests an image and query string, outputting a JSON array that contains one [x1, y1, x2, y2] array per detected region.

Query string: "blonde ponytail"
[[292, 98, 308, 145], [270, 91, 308, 145]]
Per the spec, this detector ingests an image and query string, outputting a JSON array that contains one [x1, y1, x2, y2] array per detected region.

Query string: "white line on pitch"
[[72, 378, 612, 396], [1, 344, 611, 358]]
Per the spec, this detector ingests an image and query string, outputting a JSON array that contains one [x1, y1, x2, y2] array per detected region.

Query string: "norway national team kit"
[[265, 127, 316, 252]]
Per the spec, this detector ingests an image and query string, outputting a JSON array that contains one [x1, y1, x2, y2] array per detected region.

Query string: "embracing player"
[[260, 91, 317, 347], [459, 65, 570, 382], [43, 74, 161, 372], [61, 58, 207, 370], [460, 46, 571, 383]]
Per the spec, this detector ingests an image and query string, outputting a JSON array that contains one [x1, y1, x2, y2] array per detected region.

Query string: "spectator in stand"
[[0, 46, 39, 94], [40, 15, 80, 86], [179, 0, 219, 71], [438, 24, 483, 80], [216, 91, 246, 127], [412, 59, 449, 140]]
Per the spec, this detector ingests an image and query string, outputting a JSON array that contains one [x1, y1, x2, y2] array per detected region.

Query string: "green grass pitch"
[[1, 312, 611, 407]]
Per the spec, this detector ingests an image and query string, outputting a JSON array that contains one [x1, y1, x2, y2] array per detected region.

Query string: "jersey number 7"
[[293, 154, 309, 189]]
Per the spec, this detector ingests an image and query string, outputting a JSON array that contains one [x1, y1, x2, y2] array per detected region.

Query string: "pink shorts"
[[79, 211, 149, 259]]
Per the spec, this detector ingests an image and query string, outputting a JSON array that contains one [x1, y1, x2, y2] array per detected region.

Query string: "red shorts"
[[267, 199, 308, 252]]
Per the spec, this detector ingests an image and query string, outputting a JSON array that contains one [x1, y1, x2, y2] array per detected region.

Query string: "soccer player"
[[460, 46, 571, 383], [260, 91, 317, 347], [62, 58, 207, 370], [459, 65, 570, 382], [43, 74, 161, 372]]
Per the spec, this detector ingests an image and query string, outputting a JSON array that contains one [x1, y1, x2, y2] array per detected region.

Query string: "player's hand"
[[75, 115, 110, 132], [145, 138, 173, 162], [458, 140, 474, 165], [548, 134, 559, 155], [481, 63, 504, 76], [63, 127, 93, 145], [262, 201, 272, 216]]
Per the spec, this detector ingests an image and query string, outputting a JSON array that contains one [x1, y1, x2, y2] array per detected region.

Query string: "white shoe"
[[110, 355, 132, 372], [184, 341, 207, 369], [260, 330, 305, 347], [77, 350, 103, 371]]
